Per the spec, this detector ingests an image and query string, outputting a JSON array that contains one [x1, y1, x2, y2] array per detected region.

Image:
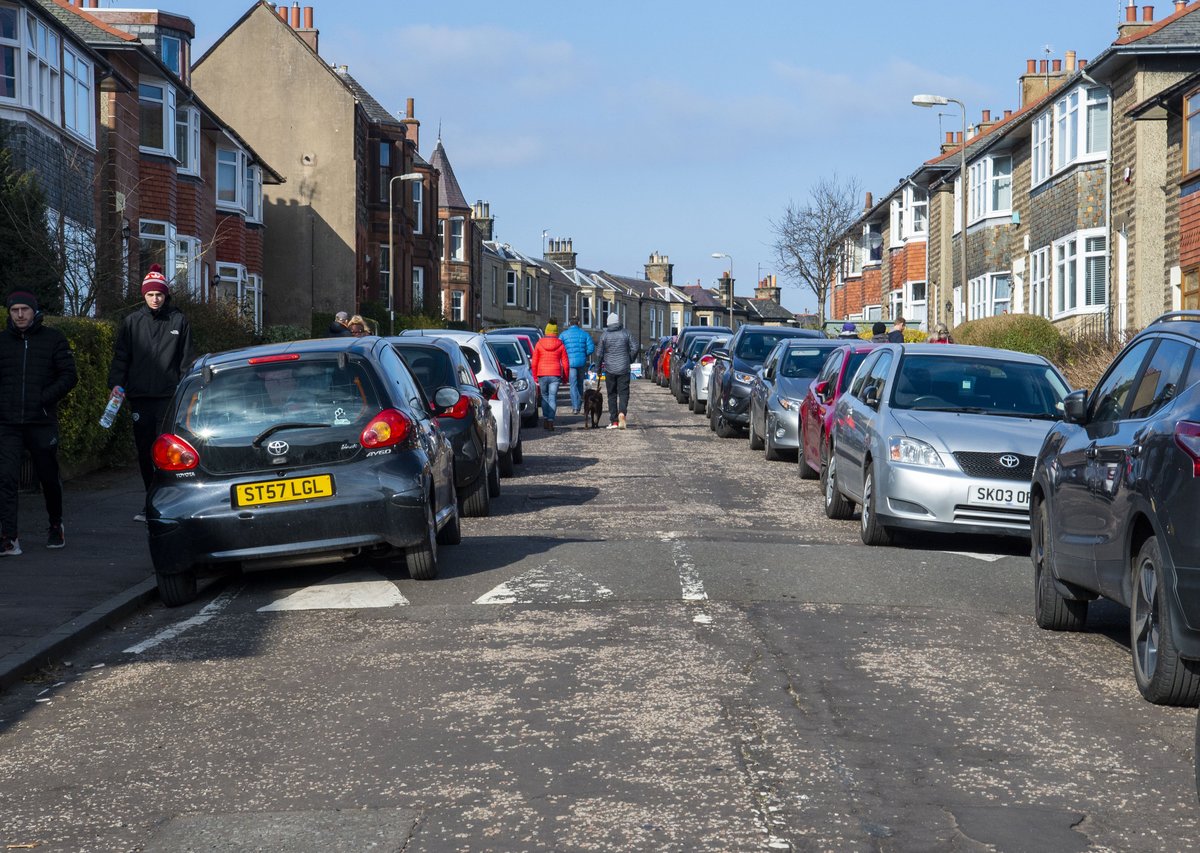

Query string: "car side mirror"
[[433, 386, 462, 414], [478, 379, 499, 400], [1063, 389, 1088, 424], [503, 367, 515, 382], [712, 348, 730, 361], [813, 379, 830, 400], [864, 385, 881, 409]]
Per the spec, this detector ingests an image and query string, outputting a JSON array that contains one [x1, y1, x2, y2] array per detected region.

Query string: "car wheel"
[[798, 433, 819, 480], [406, 499, 439, 580], [522, 411, 538, 428], [1031, 499, 1087, 631], [1131, 536, 1200, 705], [859, 467, 894, 546], [748, 409, 764, 450], [156, 568, 197, 607], [498, 448, 514, 478], [708, 398, 718, 432], [461, 471, 491, 517], [690, 392, 703, 414], [512, 432, 524, 464], [764, 418, 784, 461], [822, 451, 855, 520], [487, 457, 502, 497]]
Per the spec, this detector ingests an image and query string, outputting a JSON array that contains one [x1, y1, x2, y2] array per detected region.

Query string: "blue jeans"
[[538, 376, 561, 421], [567, 366, 586, 411]]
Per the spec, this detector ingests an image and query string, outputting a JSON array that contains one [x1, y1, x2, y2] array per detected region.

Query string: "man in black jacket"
[[107, 265, 195, 521], [0, 291, 78, 554]]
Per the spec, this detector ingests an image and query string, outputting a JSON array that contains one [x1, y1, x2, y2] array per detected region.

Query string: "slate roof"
[[747, 298, 796, 321], [333, 67, 402, 128], [1115, 3, 1200, 46], [34, 0, 136, 45], [681, 285, 725, 309], [430, 139, 469, 210]]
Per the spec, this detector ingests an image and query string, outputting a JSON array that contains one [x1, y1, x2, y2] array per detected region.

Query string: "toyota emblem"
[[999, 454, 1020, 469], [266, 440, 290, 456]]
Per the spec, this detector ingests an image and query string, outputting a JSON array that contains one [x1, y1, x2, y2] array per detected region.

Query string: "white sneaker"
[[618, 413, 627, 429], [133, 513, 146, 522], [605, 422, 620, 430], [0, 537, 21, 556]]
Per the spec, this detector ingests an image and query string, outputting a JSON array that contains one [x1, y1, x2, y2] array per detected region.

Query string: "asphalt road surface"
[[1, 381, 1197, 851]]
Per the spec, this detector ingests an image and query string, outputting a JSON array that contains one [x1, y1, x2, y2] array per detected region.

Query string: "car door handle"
[[1085, 444, 1097, 459]]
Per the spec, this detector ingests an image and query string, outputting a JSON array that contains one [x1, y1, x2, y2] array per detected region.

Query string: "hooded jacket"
[[531, 333, 569, 379], [595, 320, 637, 376], [0, 313, 78, 425], [107, 300, 195, 399], [558, 323, 595, 368]]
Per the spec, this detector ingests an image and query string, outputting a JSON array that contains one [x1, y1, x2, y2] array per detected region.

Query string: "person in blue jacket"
[[558, 316, 595, 414]]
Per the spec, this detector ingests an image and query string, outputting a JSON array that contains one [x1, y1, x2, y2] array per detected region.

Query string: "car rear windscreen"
[[395, 345, 456, 395], [490, 341, 526, 367], [734, 331, 812, 363], [779, 347, 831, 379]]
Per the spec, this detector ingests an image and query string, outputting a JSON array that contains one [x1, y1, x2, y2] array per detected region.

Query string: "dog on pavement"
[[582, 388, 603, 428]]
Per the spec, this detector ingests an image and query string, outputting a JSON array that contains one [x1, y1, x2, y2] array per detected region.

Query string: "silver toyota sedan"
[[824, 344, 1070, 545], [748, 339, 848, 460]]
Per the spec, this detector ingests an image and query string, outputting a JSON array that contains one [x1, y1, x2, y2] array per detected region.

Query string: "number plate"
[[967, 483, 1029, 509], [233, 474, 335, 507]]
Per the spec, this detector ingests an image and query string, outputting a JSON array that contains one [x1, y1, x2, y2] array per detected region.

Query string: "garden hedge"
[[950, 314, 1067, 363]]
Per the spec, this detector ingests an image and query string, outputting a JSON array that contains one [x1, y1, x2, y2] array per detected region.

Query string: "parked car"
[[798, 343, 877, 479], [708, 325, 823, 438], [147, 337, 460, 606], [688, 336, 730, 415], [484, 326, 543, 346], [1030, 311, 1200, 705], [824, 344, 1069, 549], [675, 333, 722, 404], [398, 330, 523, 476], [392, 337, 500, 517], [670, 325, 733, 401], [488, 333, 539, 427], [748, 339, 847, 461], [645, 336, 671, 383], [657, 336, 676, 386]]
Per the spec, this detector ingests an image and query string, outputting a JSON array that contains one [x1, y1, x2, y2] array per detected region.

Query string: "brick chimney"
[[1020, 53, 1072, 107], [471, 200, 494, 241], [1118, 3, 1156, 39], [754, 274, 781, 303], [940, 131, 958, 155], [645, 252, 673, 286], [718, 271, 735, 308], [545, 237, 577, 270], [864, 191, 873, 211], [297, 5, 318, 54], [401, 98, 420, 152]]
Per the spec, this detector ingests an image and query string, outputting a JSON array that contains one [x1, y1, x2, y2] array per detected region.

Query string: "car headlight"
[[733, 371, 756, 385], [681, 367, 691, 378], [778, 397, 802, 411], [513, 378, 529, 392], [889, 436, 944, 467]]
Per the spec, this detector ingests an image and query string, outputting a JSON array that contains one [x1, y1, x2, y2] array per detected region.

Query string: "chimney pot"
[[1052, 59, 1062, 72], [290, 3, 301, 28], [1127, 2, 1139, 21], [277, 5, 288, 21], [1026, 59, 1037, 74], [1004, 109, 1013, 118], [982, 109, 991, 122], [1143, 5, 1154, 21], [1066, 49, 1076, 71], [1177, 0, 1187, 11], [406, 97, 414, 119], [1039, 59, 1049, 73], [303, 6, 313, 28], [864, 191, 873, 209], [957, 131, 963, 144], [1079, 58, 1087, 68], [945, 131, 954, 143]]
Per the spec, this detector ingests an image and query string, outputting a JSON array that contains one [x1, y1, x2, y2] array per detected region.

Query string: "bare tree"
[[771, 174, 862, 326]]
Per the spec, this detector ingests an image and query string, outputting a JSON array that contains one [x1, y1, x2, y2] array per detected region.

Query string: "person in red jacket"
[[530, 322, 569, 430]]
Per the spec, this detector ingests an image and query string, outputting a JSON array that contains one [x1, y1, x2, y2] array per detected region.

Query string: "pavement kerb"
[[0, 576, 157, 691]]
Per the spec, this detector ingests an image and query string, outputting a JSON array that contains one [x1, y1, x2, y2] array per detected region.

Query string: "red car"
[[799, 343, 876, 480], [656, 336, 676, 386]]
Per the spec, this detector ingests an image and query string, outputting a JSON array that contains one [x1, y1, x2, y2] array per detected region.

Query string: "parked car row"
[[653, 313, 1200, 715], [148, 329, 534, 607]]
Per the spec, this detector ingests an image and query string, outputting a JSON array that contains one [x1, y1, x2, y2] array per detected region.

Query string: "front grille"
[[952, 504, 1030, 528], [953, 451, 1034, 481]]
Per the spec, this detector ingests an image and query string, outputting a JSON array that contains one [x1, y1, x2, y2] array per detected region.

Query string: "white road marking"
[[258, 569, 409, 612], [123, 586, 242, 655], [474, 561, 614, 604], [663, 534, 707, 601], [946, 552, 1009, 563]]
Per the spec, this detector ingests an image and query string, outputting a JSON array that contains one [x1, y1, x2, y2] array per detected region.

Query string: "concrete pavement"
[[0, 465, 155, 690]]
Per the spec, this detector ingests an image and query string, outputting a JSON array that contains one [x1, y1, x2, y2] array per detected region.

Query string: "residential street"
[[0, 381, 1196, 852]]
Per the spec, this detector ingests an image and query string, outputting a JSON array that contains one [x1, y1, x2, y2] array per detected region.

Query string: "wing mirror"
[[503, 367, 515, 382], [712, 347, 731, 361], [1063, 389, 1088, 424], [478, 379, 499, 401], [864, 384, 881, 409], [813, 379, 830, 401], [433, 386, 463, 414]]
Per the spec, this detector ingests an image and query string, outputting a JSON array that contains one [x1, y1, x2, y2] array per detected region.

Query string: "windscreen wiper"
[[253, 422, 330, 447]]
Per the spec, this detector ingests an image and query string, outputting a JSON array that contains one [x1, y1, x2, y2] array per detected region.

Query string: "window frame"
[[138, 77, 176, 157], [967, 272, 1012, 320], [412, 266, 424, 311], [244, 163, 262, 223], [450, 290, 464, 322], [61, 43, 93, 144], [1052, 229, 1107, 318], [1031, 113, 1051, 186], [449, 216, 464, 262], [216, 146, 245, 212], [0, 5, 18, 103], [1186, 89, 1200, 176], [505, 270, 517, 306], [968, 153, 1012, 224], [412, 180, 423, 235], [160, 34, 181, 77], [174, 104, 200, 175], [1028, 246, 1051, 318], [24, 12, 59, 122]]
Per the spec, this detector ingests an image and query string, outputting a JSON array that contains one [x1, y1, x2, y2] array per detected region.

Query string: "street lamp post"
[[912, 93, 967, 327], [388, 171, 425, 335], [711, 252, 733, 329]]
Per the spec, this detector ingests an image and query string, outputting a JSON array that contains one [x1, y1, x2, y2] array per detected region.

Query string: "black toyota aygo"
[[147, 337, 460, 606]]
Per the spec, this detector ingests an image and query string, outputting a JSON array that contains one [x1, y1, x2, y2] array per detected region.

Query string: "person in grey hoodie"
[[594, 312, 637, 429]]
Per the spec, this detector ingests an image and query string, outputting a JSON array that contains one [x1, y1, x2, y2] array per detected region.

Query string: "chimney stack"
[[471, 200, 494, 241], [864, 191, 873, 210], [401, 97, 420, 152], [718, 271, 735, 309], [645, 251, 674, 286], [545, 236, 577, 270], [1119, 2, 1156, 38], [295, 5, 318, 54], [754, 275, 781, 303], [1021, 51, 1073, 107], [1066, 49, 1077, 72]]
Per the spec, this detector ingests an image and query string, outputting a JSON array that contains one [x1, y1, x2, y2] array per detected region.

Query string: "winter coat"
[[559, 324, 595, 368], [0, 313, 78, 426], [328, 320, 352, 337], [530, 334, 569, 380], [107, 301, 195, 399], [595, 321, 637, 376], [887, 330, 904, 343]]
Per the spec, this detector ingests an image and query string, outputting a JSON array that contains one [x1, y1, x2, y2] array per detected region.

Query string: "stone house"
[[430, 137, 481, 327], [479, 239, 559, 331]]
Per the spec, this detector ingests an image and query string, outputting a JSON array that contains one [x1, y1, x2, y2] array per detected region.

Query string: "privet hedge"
[[950, 314, 1067, 363]]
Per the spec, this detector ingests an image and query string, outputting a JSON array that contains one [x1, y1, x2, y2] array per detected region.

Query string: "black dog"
[[582, 388, 604, 428]]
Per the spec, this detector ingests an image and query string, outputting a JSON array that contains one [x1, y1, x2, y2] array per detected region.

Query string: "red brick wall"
[[245, 226, 264, 276], [1181, 189, 1200, 270], [215, 212, 247, 266], [138, 159, 178, 225]]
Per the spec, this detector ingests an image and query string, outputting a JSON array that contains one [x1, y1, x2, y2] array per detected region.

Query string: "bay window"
[[0, 6, 17, 101], [968, 273, 1011, 319], [62, 46, 92, 143], [968, 154, 1011, 223], [1039, 85, 1109, 183], [25, 13, 58, 121], [139, 220, 176, 284], [1052, 230, 1107, 316], [1028, 247, 1050, 318], [449, 217, 464, 261], [1031, 113, 1051, 185], [139, 79, 175, 156], [216, 147, 244, 210], [890, 186, 928, 241], [1187, 90, 1200, 174], [175, 105, 200, 175], [244, 164, 262, 222]]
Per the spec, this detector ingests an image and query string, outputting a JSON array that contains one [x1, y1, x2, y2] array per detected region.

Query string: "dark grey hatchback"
[[1032, 311, 1200, 705], [147, 337, 459, 606]]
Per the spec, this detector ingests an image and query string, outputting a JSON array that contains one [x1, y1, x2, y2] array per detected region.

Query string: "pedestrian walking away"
[[594, 312, 637, 429], [530, 322, 569, 429], [107, 264, 195, 522], [328, 311, 352, 337], [870, 321, 889, 343], [0, 290, 78, 554], [887, 316, 906, 343], [559, 315, 595, 414], [837, 321, 859, 339]]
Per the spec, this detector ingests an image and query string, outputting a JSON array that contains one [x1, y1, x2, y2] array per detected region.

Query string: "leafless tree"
[[770, 174, 862, 326]]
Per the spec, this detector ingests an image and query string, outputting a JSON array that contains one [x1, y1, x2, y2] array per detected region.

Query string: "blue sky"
[[183, 0, 1126, 313]]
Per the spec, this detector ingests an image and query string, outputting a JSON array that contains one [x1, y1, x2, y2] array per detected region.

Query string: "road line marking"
[[665, 535, 707, 601], [946, 552, 1009, 563], [474, 561, 614, 605], [123, 586, 242, 655], [257, 569, 409, 612]]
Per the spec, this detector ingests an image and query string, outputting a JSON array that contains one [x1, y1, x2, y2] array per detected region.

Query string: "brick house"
[[429, 137, 480, 327], [192, 2, 438, 330], [831, 192, 886, 322]]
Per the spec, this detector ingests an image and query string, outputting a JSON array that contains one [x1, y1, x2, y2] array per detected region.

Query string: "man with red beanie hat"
[[107, 264, 194, 521]]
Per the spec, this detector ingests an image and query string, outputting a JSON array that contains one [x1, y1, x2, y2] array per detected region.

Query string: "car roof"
[[389, 336, 459, 356], [735, 324, 822, 336], [398, 328, 486, 344], [192, 336, 378, 371], [890, 342, 1052, 365], [1140, 311, 1200, 339]]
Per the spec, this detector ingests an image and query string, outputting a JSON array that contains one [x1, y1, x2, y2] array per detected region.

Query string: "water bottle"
[[99, 386, 125, 429]]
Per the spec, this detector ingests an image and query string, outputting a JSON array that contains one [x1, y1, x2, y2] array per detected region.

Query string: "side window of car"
[[817, 352, 840, 388], [763, 353, 776, 380], [851, 352, 881, 400], [1089, 338, 1154, 423], [1127, 338, 1192, 420], [866, 351, 894, 399], [378, 345, 431, 418]]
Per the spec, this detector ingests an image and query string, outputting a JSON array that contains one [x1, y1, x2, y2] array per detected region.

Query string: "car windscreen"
[[687, 337, 713, 359], [838, 351, 870, 392], [174, 358, 383, 442], [395, 345, 456, 394], [491, 341, 526, 367], [734, 332, 809, 364], [779, 347, 832, 379], [890, 354, 1068, 418]]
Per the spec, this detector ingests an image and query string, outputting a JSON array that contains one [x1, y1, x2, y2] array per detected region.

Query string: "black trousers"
[[605, 372, 630, 423], [130, 396, 171, 500], [0, 423, 63, 538]]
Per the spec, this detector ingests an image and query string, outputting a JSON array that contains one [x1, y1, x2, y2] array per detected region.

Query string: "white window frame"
[[160, 35, 181, 77], [0, 6, 18, 103], [412, 181, 423, 235], [864, 223, 882, 264], [1052, 229, 1107, 318], [890, 198, 906, 242], [845, 235, 862, 276], [451, 290, 463, 322], [1028, 247, 1050, 318], [906, 281, 927, 328], [909, 186, 928, 237], [968, 154, 1012, 224], [216, 146, 245, 212], [579, 295, 591, 328], [864, 304, 883, 322], [62, 44, 93, 144], [412, 266, 424, 311], [175, 234, 201, 297], [450, 216, 464, 261], [1050, 85, 1109, 175], [244, 272, 262, 331], [174, 104, 200, 175], [139, 77, 175, 157], [967, 272, 1011, 320], [244, 164, 262, 223], [1031, 113, 1051, 186], [24, 12, 58, 122], [952, 176, 962, 235], [139, 219, 177, 284], [505, 270, 517, 305], [669, 309, 680, 333]]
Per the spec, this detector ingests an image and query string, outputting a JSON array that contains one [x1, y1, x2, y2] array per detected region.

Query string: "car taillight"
[[361, 408, 412, 448], [152, 434, 199, 471], [1175, 421, 1200, 476], [438, 396, 472, 419], [699, 355, 714, 366]]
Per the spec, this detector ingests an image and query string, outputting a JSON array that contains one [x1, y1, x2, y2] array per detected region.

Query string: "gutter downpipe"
[[1082, 69, 1115, 341]]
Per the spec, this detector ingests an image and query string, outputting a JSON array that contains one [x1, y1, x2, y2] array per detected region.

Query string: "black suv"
[[669, 325, 732, 401], [1031, 311, 1200, 705], [708, 325, 822, 438], [147, 337, 460, 606]]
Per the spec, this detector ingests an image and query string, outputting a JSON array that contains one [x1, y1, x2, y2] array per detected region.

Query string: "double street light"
[[711, 251, 733, 329], [388, 171, 425, 335], [912, 93, 967, 328]]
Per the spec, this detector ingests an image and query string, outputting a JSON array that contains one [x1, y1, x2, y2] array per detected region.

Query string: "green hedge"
[[951, 314, 1067, 362]]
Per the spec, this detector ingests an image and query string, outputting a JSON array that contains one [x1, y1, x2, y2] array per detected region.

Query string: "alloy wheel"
[[1134, 556, 1161, 681]]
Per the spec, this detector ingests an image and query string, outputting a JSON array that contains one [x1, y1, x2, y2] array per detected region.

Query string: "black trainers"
[[46, 523, 65, 549], [0, 537, 21, 556]]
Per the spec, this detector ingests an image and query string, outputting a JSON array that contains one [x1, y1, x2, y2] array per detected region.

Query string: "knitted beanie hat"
[[545, 322, 559, 335], [607, 312, 620, 326], [6, 290, 38, 311], [141, 264, 169, 296]]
